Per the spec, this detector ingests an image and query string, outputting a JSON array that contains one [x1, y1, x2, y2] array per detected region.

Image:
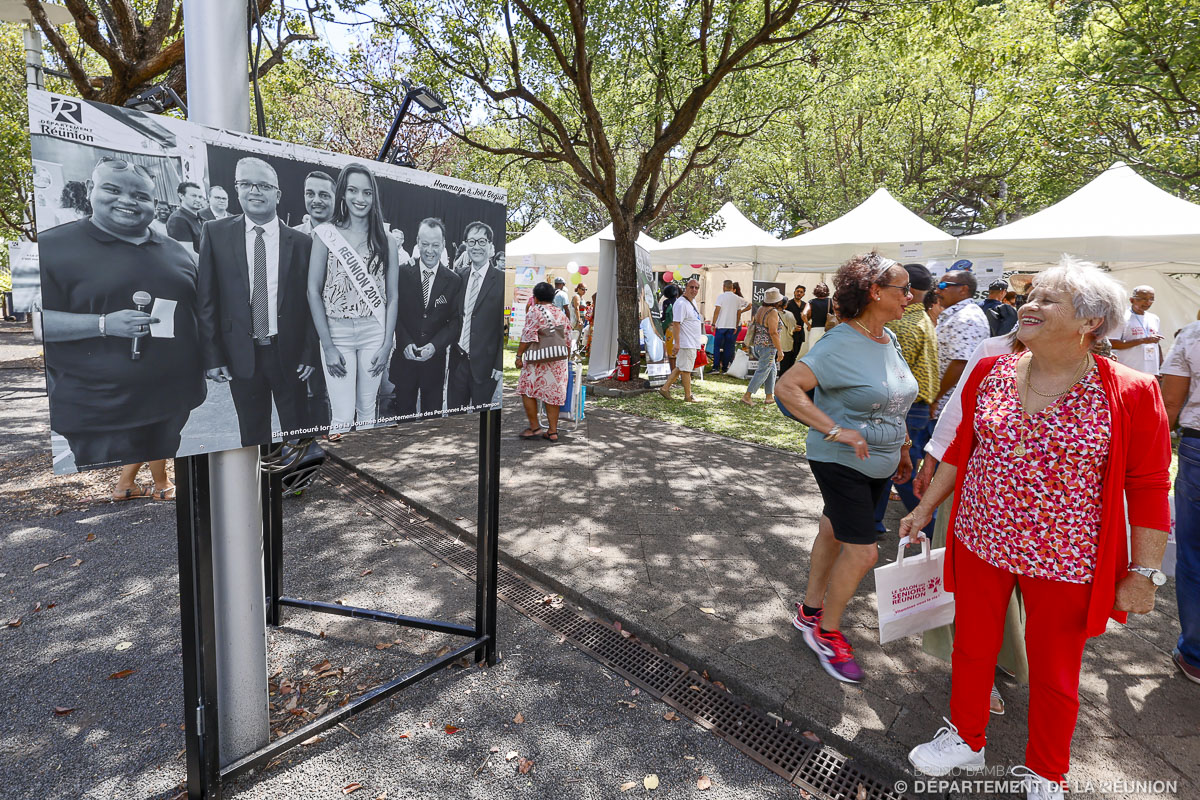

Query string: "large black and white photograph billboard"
[[27, 90, 507, 475]]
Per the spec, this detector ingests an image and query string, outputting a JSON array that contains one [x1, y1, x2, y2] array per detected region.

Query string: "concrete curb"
[[325, 450, 912, 789]]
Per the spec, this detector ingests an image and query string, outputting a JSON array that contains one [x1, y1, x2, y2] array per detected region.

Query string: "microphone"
[[131, 291, 152, 360]]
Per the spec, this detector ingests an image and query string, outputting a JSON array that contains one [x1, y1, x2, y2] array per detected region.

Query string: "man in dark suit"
[[166, 181, 206, 254], [390, 217, 461, 416], [448, 221, 504, 410], [196, 156, 318, 446]]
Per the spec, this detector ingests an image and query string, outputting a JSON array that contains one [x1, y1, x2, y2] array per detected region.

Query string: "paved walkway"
[[332, 390, 1197, 799]]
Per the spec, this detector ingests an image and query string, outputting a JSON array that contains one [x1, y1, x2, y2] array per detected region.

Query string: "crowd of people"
[[38, 155, 505, 478], [764, 252, 1184, 799]]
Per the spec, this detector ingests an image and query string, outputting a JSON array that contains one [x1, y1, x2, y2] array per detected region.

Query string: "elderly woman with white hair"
[[900, 258, 1171, 799]]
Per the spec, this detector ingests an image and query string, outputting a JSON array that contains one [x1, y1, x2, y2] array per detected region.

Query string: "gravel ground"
[[1, 475, 805, 799]]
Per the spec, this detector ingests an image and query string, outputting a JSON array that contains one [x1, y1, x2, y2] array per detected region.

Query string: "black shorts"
[[808, 459, 890, 545]]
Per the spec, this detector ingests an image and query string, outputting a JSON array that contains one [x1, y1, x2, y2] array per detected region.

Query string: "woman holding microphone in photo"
[[307, 163, 399, 437]]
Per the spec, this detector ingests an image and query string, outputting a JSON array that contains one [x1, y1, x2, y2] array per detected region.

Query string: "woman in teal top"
[[776, 252, 919, 684]]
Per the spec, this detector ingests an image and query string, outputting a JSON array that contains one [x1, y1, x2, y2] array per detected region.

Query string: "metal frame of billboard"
[[175, 410, 501, 799]]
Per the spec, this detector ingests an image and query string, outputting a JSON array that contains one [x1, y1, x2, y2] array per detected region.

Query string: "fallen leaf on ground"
[[489, 745, 500, 753], [33, 602, 41, 612], [505, 751, 518, 761], [53, 706, 75, 715], [115, 642, 133, 651], [107, 669, 136, 680], [699, 607, 716, 614], [342, 783, 362, 795], [375, 642, 393, 650], [434, 646, 451, 658], [311, 659, 332, 673], [619, 781, 637, 792], [697, 776, 712, 790], [86, 533, 95, 541], [398, 730, 411, 739], [375, 792, 387, 800], [4, 618, 20, 628], [360, 569, 373, 577], [444, 724, 459, 735], [630, 688, 640, 696], [663, 711, 678, 721], [856, 785, 867, 800], [801, 730, 821, 743], [71, 559, 83, 567], [54, 555, 69, 562], [512, 712, 525, 724], [33, 563, 48, 572], [300, 734, 324, 746], [643, 774, 659, 790], [517, 757, 534, 774]]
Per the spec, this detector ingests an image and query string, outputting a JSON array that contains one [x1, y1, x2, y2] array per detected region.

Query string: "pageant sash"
[[313, 223, 387, 327]]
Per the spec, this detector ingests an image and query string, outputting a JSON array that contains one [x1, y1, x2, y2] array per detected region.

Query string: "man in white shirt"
[[659, 278, 704, 402], [931, 270, 990, 418], [1112, 285, 1163, 375], [711, 279, 750, 373], [553, 277, 571, 323]]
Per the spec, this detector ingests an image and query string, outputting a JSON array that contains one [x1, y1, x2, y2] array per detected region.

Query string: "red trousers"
[[950, 545, 1092, 784]]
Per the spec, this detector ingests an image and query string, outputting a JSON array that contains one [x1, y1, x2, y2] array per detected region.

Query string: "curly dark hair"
[[833, 252, 900, 320], [812, 283, 829, 298]]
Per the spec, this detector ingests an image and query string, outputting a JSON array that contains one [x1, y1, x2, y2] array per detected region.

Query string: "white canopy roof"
[[573, 224, 659, 257], [648, 202, 781, 265], [759, 188, 955, 269], [506, 219, 577, 266], [958, 162, 1200, 263]]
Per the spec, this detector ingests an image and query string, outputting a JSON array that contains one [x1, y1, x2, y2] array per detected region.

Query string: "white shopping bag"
[[874, 537, 955, 644], [1162, 494, 1177, 578], [727, 349, 751, 379]]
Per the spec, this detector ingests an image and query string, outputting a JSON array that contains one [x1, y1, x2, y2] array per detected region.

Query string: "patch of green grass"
[[588, 370, 809, 454]]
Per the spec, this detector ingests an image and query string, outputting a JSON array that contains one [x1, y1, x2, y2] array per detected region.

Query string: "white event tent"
[[506, 218, 577, 267], [758, 187, 956, 273], [958, 162, 1200, 346], [648, 202, 782, 266]]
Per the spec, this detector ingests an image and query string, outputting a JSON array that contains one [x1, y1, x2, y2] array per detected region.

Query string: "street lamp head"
[[0, 0, 72, 24], [409, 86, 446, 115]]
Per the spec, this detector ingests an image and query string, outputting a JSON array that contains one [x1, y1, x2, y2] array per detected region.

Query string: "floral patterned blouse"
[[954, 353, 1111, 584]]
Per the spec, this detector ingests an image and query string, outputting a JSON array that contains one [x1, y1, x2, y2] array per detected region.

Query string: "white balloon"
[[567, 261, 580, 273]]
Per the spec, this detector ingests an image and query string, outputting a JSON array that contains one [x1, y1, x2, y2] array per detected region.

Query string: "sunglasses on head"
[[937, 280, 964, 289], [97, 156, 154, 180]]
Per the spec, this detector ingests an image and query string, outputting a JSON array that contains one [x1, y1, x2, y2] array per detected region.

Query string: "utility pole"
[[181, 0, 271, 766]]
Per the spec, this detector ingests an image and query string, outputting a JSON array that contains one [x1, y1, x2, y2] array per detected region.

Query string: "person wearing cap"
[[982, 280, 1018, 336], [552, 277, 571, 321], [873, 263, 939, 535], [740, 287, 785, 406], [932, 269, 990, 418]]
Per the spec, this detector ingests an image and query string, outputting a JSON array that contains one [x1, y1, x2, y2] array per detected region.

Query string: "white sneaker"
[[1012, 766, 1065, 799], [908, 718, 986, 776]]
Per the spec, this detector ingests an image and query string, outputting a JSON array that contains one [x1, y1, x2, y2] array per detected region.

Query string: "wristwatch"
[[1128, 564, 1168, 586], [98, 314, 107, 337]]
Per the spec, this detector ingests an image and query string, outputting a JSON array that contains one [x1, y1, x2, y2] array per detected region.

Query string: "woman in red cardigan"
[[899, 259, 1171, 799]]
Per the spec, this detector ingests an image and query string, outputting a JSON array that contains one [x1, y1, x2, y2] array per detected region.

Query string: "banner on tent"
[[28, 90, 507, 474], [511, 265, 545, 344], [636, 246, 663, 337], [928, 255, 1003, 293], [751, 280, 786, 311], [9, 240, 40, 313]]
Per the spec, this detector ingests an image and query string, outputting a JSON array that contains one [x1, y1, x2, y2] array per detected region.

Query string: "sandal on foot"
[[152, 486, 176, 502], [325, 432, 343, 442], [542, 430, 559, 442], [111, 485, 151, 502], [989, 683, 1005, 715], [519, 427, 542, 440]]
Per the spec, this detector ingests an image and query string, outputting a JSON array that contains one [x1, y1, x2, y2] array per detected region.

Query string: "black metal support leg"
[[475, 409, 501, 665], [176, 455, 222, 800], [261, 455, 283, 627]]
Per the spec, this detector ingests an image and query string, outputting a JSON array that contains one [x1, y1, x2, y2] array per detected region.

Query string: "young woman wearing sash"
[[306, 163, 399, 436]]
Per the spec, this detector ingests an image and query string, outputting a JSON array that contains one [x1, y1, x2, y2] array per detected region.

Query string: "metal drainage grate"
[[795, 746, 901, 800], [663, 672, 812, 780], [326, 459, 911, 800]]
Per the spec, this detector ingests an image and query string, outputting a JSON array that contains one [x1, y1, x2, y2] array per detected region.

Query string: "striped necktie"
[[250, 226, 269, 338], [460, 268, 482, 352], [422, 268, 434, 308]]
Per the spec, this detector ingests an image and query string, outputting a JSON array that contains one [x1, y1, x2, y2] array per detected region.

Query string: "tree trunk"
[[611, 214, 643, 379]]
